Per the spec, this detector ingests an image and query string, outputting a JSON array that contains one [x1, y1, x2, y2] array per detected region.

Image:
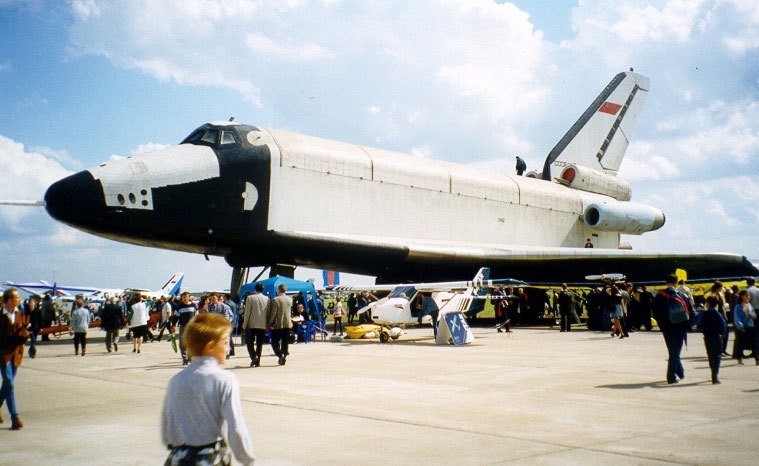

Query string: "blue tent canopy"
[[239, 275, 316, 301]]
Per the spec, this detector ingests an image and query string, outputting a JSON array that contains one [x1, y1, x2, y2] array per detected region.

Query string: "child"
[[161, 313, 255, 465], [701, 295, 727, 384]]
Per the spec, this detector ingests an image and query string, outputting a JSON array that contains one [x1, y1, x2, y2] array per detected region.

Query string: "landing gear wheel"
[[379, 331, 390, 343]]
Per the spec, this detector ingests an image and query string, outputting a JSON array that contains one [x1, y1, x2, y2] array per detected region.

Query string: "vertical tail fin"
[[159, 273, 184, 297], [464, 267, 490, 317], [541, 70, 649, 180]]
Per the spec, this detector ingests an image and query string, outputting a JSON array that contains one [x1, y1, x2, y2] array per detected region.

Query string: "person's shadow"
[[597, 380, 706, 389]]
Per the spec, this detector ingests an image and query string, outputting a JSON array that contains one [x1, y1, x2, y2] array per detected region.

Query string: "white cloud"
[[71, 0, 101, 21], [571, 0, 704, 46], [639, 99, 759, 182], [627, 175, 759, 256], [620, 149, 681, 182], [716, 0, 759, 55], [67, 0, 554, 155], [130, 142, 173, 156], [611, 1, 703, 44], [0, 135, 72, 228], [49, 223, 89, 246], [244, 32, 336, 62], [410, 144, 435, 159]]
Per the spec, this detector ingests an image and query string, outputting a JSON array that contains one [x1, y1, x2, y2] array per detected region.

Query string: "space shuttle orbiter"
[[42, 71, 758, 284]]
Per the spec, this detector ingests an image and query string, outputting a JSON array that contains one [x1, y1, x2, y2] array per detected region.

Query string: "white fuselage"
[[259, 128, 618, 249]]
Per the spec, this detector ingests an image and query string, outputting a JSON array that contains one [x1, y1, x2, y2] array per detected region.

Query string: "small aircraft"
[[7, 279, 119, 298], [5, 272, 184, 317], [122, 272, 185, 300], [335, 268, 527, 343], [3, 70, 756, 299]]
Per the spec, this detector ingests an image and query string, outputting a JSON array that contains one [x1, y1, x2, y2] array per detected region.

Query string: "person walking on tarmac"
[[69, 295, 91, 356], [128, 294, 149, 354], [242, 282, 269, 367], [1, 288, 29, 430], [701, 295, 727, 384], [267, 284, 293, 366], [558, 284, 573, 332], [161, 313, 256, 465], [175, 291, 198, 365], [100, 295, 123, 353], [206, 292, 234, 358], [652, 274, 693, 384]]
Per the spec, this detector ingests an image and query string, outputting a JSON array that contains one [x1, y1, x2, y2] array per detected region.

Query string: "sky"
[[0, 0, 757, 293]]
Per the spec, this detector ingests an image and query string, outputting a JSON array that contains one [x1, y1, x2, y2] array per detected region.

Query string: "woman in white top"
[[128, 294, 150, 353], [333, 296, 346, 336]]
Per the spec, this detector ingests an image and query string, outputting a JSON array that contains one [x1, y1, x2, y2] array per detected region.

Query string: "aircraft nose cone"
[[44, 171, 105, 228]]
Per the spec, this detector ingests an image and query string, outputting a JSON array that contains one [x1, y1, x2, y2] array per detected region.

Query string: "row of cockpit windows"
[[181, 129, 237, 147]]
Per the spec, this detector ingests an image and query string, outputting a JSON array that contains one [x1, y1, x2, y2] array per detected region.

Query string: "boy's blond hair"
[[184, 312, 232, 357]]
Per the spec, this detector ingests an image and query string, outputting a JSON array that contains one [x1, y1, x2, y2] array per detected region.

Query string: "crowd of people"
[[536, 275, 759, 384], [2, 273, 757, 462]]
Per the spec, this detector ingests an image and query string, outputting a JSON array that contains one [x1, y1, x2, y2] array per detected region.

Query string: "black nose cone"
[[44, 171, 105, 228]]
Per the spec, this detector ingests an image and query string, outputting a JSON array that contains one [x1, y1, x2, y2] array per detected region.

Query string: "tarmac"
[[2, 324, 758, 465]]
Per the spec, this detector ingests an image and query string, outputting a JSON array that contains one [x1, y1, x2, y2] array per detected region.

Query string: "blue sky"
[[1, 0, 757, 292]]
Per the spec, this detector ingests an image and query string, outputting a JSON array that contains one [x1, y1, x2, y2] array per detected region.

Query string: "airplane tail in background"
[[541, 70, 649, 180], [464, 267, 489, 317], [158, 272, 184, 297]]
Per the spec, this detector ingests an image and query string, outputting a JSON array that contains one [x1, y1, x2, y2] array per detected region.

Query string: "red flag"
[[598, 101, 622, 115]]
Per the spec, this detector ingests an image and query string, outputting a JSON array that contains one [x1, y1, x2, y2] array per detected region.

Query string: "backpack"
[[658, 289, 689, 324]]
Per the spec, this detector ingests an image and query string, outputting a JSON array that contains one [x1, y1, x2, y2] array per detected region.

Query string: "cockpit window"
[[181, 128, 237, 147], [220, 131, 236, 145], [389, 286, 416, 299], [200, 130, 219, 144]]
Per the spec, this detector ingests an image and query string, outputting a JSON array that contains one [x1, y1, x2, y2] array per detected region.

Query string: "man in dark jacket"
[[40, 294, 56, 340], [701, 295, 727, 384], [652, 274, 693, 384], [515, 156, 527, 175], [100, 296, 123, 353], [24, 296, 40, 358], [558, 284, 573, 332], [267, 284, 293, 366], [417, 293, 440, 338]]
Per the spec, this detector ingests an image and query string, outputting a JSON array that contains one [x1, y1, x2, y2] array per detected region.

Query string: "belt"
[[168, 439, 224, 451]]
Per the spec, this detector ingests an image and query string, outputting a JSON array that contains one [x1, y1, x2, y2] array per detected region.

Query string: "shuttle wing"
[[271, 230, 756, 284]]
